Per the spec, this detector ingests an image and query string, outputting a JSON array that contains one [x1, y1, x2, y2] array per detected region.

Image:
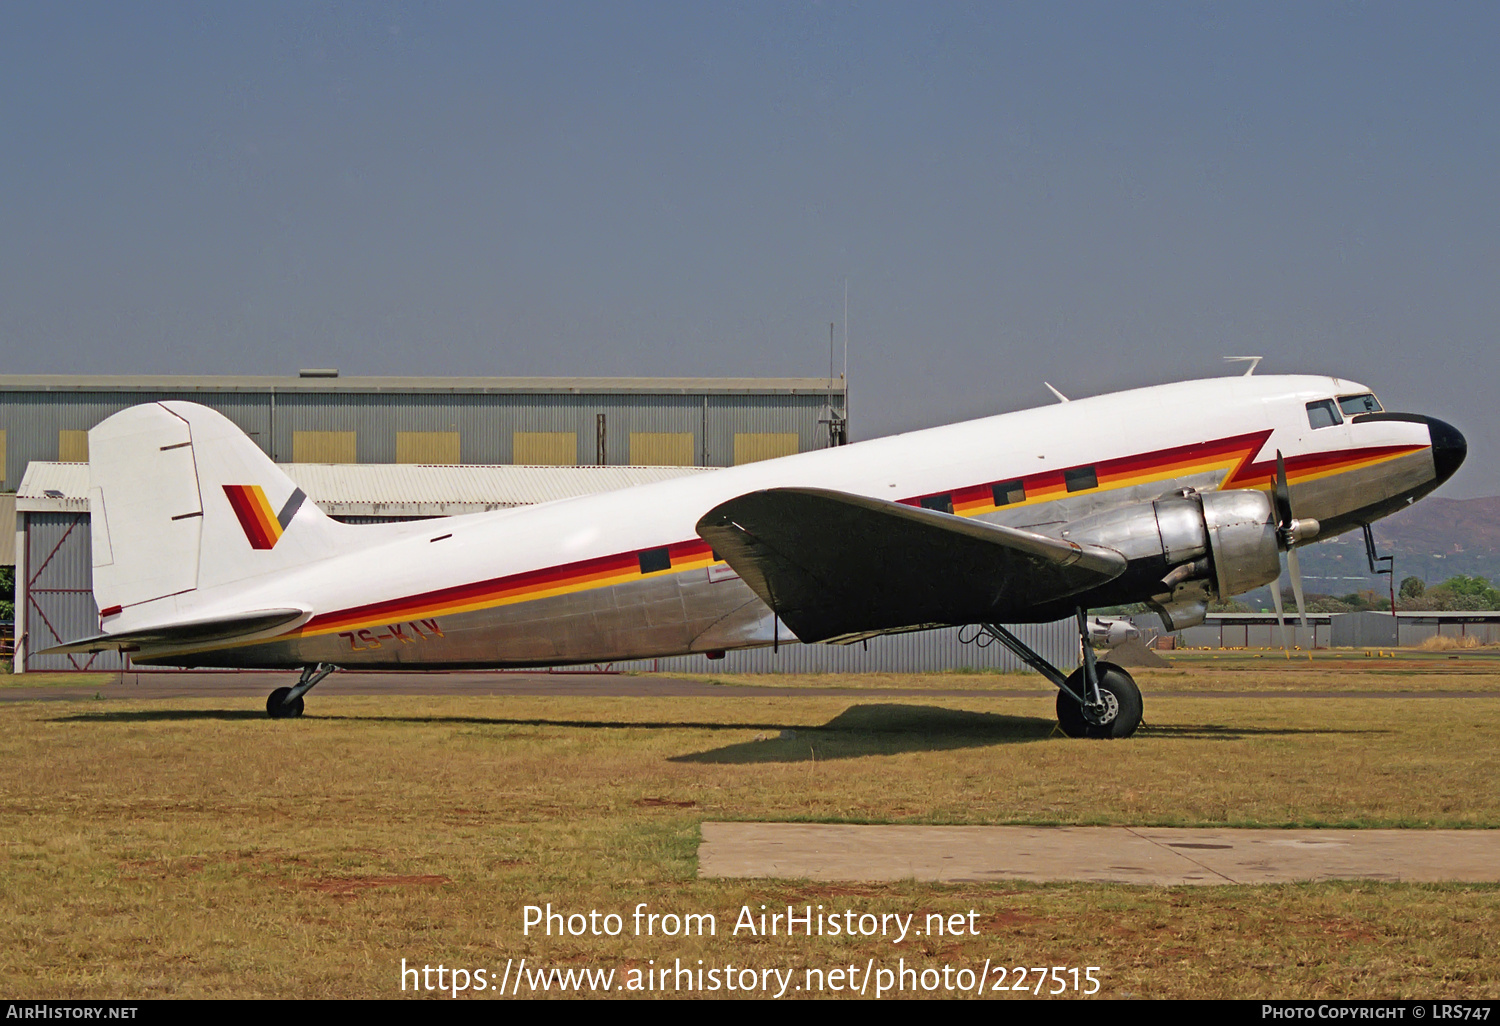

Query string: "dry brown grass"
[[1417, 634, 1490, 651], [1, 672, 1498, 999]]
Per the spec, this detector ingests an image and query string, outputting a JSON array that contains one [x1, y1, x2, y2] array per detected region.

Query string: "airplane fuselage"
[[116, 374, 1463, 668]]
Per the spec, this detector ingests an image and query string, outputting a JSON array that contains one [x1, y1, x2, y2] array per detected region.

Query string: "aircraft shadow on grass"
[[53, 704, 1383, 763], [53, 703, 1057, 759], [669, 706, 1388, 762], [52, 709, 801, 731], [666, 706, 1383, 764], [671, 704, 1058, 764]]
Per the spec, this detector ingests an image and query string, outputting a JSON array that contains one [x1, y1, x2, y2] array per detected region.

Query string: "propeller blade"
[[1270, 568, 1291, 655], [1274, 449, 1293, 531], [1273, 448, 1312, 633], [1287, 545, 1307, 628]]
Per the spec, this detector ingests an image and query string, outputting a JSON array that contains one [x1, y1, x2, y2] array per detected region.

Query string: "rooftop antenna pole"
[[1224, 356, 1263, 376], [829, 321, 835, 391], [826, 321, 837, 448], [843, 279, 850, 441]]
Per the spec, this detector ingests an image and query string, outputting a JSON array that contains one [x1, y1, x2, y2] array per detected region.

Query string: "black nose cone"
[[1428, 417, 1467, 486]]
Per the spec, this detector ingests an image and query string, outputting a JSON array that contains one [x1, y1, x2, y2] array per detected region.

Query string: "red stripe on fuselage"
[[294, 432, 1428, 638], [1223, 443, 1423, 490]]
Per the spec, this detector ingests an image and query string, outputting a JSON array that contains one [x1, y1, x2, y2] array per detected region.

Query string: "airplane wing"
[[695, 487, 1127, 643], [38, 608, 308, 656]]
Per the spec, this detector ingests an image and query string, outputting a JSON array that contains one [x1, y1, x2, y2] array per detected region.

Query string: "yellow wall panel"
[[628, 432, 695, 467], [292, 430, 357, 463], [733, 432, 799, 465], [58, 429, 89, 463], [512, 431, 577, 466], [395, 431, 461, 465]]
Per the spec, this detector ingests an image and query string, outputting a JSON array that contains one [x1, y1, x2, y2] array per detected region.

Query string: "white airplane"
[[46, 373, 1465, 738]]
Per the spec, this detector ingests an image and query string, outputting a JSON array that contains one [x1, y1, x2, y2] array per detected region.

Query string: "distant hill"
[[1292, 496, 1500, 594], [1372, 496, 1500, 558]]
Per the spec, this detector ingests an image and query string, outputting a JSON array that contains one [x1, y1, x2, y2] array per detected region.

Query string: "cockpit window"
[[1338, 393, 1383, 416], [1306, 399, 1343, 429]]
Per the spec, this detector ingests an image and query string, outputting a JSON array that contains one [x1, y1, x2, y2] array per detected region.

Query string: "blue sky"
[[2, 3, 1496, 494]]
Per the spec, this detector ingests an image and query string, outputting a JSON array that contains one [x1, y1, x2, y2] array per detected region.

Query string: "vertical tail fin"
[[89, 401, 350, 614]]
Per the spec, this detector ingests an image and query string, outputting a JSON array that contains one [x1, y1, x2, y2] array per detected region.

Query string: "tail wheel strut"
[[266, 663, 338, 720]]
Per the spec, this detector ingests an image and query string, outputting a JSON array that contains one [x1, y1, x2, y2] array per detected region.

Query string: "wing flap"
[[695, 488, 1126, 643], [38, 608, 308, 655]]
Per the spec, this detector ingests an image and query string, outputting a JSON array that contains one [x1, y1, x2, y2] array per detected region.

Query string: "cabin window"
[[1338, 393, 1382, 416], [919, 494, 953, 514], [992, 479, 1026, 506], [1306, 400, 1343, 429], [1064, 466, 1098, 493], [638, 548, 671, 574]]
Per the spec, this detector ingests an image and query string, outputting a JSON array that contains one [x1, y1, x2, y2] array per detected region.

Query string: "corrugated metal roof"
[[15, 464, 89, 512], [0, 374, 846, 395], [15, 462, 713, 517]]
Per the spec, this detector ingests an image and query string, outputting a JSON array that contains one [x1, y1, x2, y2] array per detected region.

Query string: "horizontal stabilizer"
[[39, 608, 308, 656], [696, 487, 1127, 643]]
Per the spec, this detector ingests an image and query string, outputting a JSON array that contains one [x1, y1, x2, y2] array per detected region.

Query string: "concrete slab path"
[[699, 822, 1500, 885]]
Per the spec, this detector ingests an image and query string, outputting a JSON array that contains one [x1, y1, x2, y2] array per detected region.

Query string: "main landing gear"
[[980, 609, 1143, 739], [266, 663, 338, 719]]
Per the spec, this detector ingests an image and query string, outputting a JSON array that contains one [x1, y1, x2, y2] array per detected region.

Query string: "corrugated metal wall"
[[1, 390, 272, 485], [610, 621, 1080, 675], [21, 512, 124, 671], [1397, 620, 1500, 645], [1, 386, 835, 479], [315, 390, 831, 467], [1147, 613, 1499, 649], [1176, 621, 1325, 649]]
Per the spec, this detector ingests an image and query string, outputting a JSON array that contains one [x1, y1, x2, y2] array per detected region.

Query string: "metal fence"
[[610, 620, 1080, 675]]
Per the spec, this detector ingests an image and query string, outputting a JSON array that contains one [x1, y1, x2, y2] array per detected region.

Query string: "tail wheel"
[[266, 686, 305, 719], [1056, 661, 1142, 739]]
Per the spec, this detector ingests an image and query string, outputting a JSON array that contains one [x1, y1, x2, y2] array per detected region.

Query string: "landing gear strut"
[[266, 663, 338, 719], [980, 609, 1143, 738]]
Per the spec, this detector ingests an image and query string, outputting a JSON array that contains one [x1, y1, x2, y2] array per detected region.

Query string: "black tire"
[[1055, 661, 1142, 739], [266, 687, 304, 719]]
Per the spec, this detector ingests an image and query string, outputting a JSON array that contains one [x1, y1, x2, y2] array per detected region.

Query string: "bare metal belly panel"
[[142, 568, 767, 669]]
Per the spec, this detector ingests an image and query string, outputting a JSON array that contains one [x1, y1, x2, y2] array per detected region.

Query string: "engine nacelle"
[[1199, 489, 1281, 599], [1060, 488, 1282, 631]]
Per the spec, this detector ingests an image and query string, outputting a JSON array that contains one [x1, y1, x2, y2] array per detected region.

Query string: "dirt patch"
[[635, 797, 697, 808], [788, 884, 883, 899], [1103, 638, 1171, 668], [980, 910, 1044, 930]]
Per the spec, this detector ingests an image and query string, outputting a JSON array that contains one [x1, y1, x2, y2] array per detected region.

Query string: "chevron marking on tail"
[[223, 485, 306, 550]]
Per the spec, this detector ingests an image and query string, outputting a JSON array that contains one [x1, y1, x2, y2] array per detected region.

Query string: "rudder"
[[88, 401, 350, 616]]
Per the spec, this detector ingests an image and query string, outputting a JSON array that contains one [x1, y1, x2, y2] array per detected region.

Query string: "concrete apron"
[[699, 823, 1500, 885]]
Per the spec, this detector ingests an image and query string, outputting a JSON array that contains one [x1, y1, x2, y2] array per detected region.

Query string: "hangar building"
[[0, 372, 849, 484], [2, 371, 862, 670]]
